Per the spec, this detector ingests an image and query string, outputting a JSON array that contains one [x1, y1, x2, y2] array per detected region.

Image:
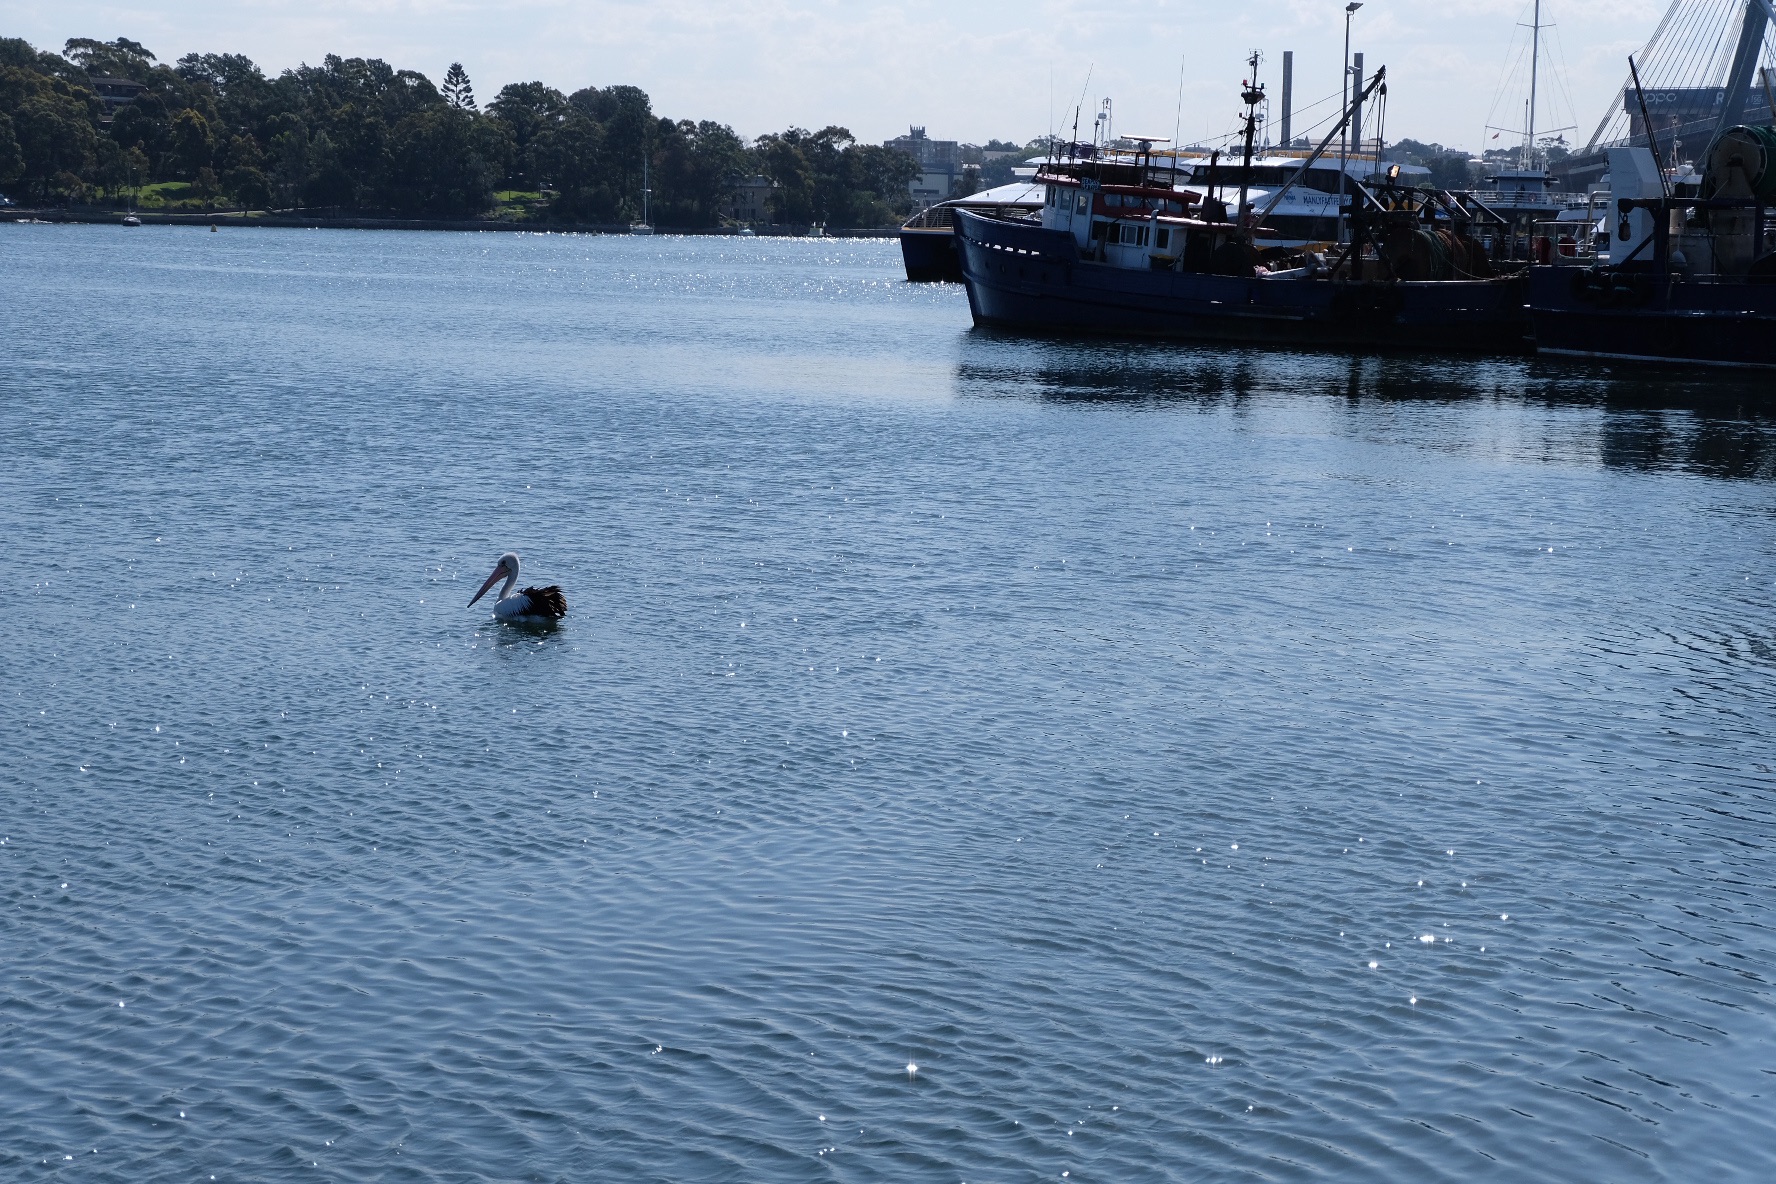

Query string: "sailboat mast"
[[1527, 0, 1541, 168]]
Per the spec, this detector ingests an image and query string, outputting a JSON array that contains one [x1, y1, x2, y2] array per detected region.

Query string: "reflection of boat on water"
[[956, 63, 1529, 353], [898, 180, 1044, 281]]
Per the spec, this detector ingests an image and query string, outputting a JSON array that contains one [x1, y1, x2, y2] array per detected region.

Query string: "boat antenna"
[[1074, 64, 1094, 158], [1627, 54, 1671, 200], [1236, 49, 1264, 241], [1174, 52, 1187, 182]]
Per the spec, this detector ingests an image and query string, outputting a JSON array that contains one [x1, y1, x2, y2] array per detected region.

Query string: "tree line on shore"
[[0, 35, 926, 227]]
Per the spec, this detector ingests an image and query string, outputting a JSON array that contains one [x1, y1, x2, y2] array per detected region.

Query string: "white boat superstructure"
[[1171, 152, 1433, 246]]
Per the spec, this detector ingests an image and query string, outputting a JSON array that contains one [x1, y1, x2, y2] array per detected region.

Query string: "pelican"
[[468, 552, 567, 622]]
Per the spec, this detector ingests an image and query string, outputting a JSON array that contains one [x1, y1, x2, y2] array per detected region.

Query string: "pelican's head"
[[469, 551, 520, 607]]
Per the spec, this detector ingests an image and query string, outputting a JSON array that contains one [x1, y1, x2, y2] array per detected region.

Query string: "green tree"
[[266, 114, 309, 207], [92, 134, 129, 196], [0, 111, 24, 186], [175, 52, 272, 131], [835, 141, 918, 225], [652, 118, 744, 226], [533, 109, 607, 220], [388, 107, 503, 214], [750, 127, 917, 228], [224, 163, 269, 208], [571, 84, 653, 219], [63, 36, 156, 82], [5, 70, 99, 199], [52, 169, 88, 202], [168, 107, 214, 178], [108, 92, 171, 177], [124, 143, 149, 200], [488, 80, 565, 189], [442, 62, 476, 111]]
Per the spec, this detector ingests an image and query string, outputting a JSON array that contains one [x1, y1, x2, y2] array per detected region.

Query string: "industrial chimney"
[[1280, 51, 1294, 145]]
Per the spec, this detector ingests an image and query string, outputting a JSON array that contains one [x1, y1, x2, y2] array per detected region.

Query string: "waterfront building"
[[725, 175, 780, 226]]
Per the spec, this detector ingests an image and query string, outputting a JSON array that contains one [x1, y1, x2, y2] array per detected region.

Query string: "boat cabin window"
[[1075, 193, 1089, 213], [1156, 227, 1171, 249]]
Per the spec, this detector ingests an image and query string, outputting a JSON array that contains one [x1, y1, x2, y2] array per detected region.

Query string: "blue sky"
[[2, 0, 1670, 153]]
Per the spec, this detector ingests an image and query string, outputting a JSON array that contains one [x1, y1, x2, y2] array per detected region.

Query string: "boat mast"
[[1236, 50, 1264, 238], [1526, 0, 1541, 169]]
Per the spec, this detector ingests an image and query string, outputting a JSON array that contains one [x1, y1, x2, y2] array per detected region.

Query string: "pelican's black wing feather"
[[520, 585, 568, 618]]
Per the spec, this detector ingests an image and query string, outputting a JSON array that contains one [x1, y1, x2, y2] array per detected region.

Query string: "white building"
[[726, 175, 780, 225]]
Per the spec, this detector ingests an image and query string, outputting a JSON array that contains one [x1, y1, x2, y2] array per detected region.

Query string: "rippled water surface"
[[4, 224, 1776, 1182]]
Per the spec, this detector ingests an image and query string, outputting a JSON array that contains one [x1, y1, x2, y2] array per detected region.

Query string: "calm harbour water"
[[3, 223, 1775, 1182]]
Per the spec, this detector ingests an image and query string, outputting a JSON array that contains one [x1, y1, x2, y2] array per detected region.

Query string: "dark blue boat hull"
[[900, 228, 961, 282], [1528, 266, 1776, 369], [954, 209, 1529, 353]]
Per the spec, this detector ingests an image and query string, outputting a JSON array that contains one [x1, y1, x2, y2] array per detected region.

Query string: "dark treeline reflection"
[[954, 338, 1776, 480], [0, 35, 917, 226]]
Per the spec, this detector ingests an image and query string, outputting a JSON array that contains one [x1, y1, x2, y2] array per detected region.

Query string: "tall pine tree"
[[442, 62, 476, 110]]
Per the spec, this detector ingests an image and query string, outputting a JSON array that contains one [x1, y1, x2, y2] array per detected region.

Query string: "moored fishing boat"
[[955, 63, 1529, 353], [1527, 137, 1776, 368]]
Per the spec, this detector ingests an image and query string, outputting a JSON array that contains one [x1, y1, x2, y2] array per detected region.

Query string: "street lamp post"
[[1340, 2, 1363, 243]]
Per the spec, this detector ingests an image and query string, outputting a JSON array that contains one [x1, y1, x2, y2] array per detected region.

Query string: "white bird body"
[[469, 552, 567, 622]]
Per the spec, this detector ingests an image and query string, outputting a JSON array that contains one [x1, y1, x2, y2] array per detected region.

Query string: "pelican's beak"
[[468, 565, 503, 607]]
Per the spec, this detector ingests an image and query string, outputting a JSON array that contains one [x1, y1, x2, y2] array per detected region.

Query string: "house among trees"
[[725, 175, 778, 225], [86, 75, 146, 123]]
